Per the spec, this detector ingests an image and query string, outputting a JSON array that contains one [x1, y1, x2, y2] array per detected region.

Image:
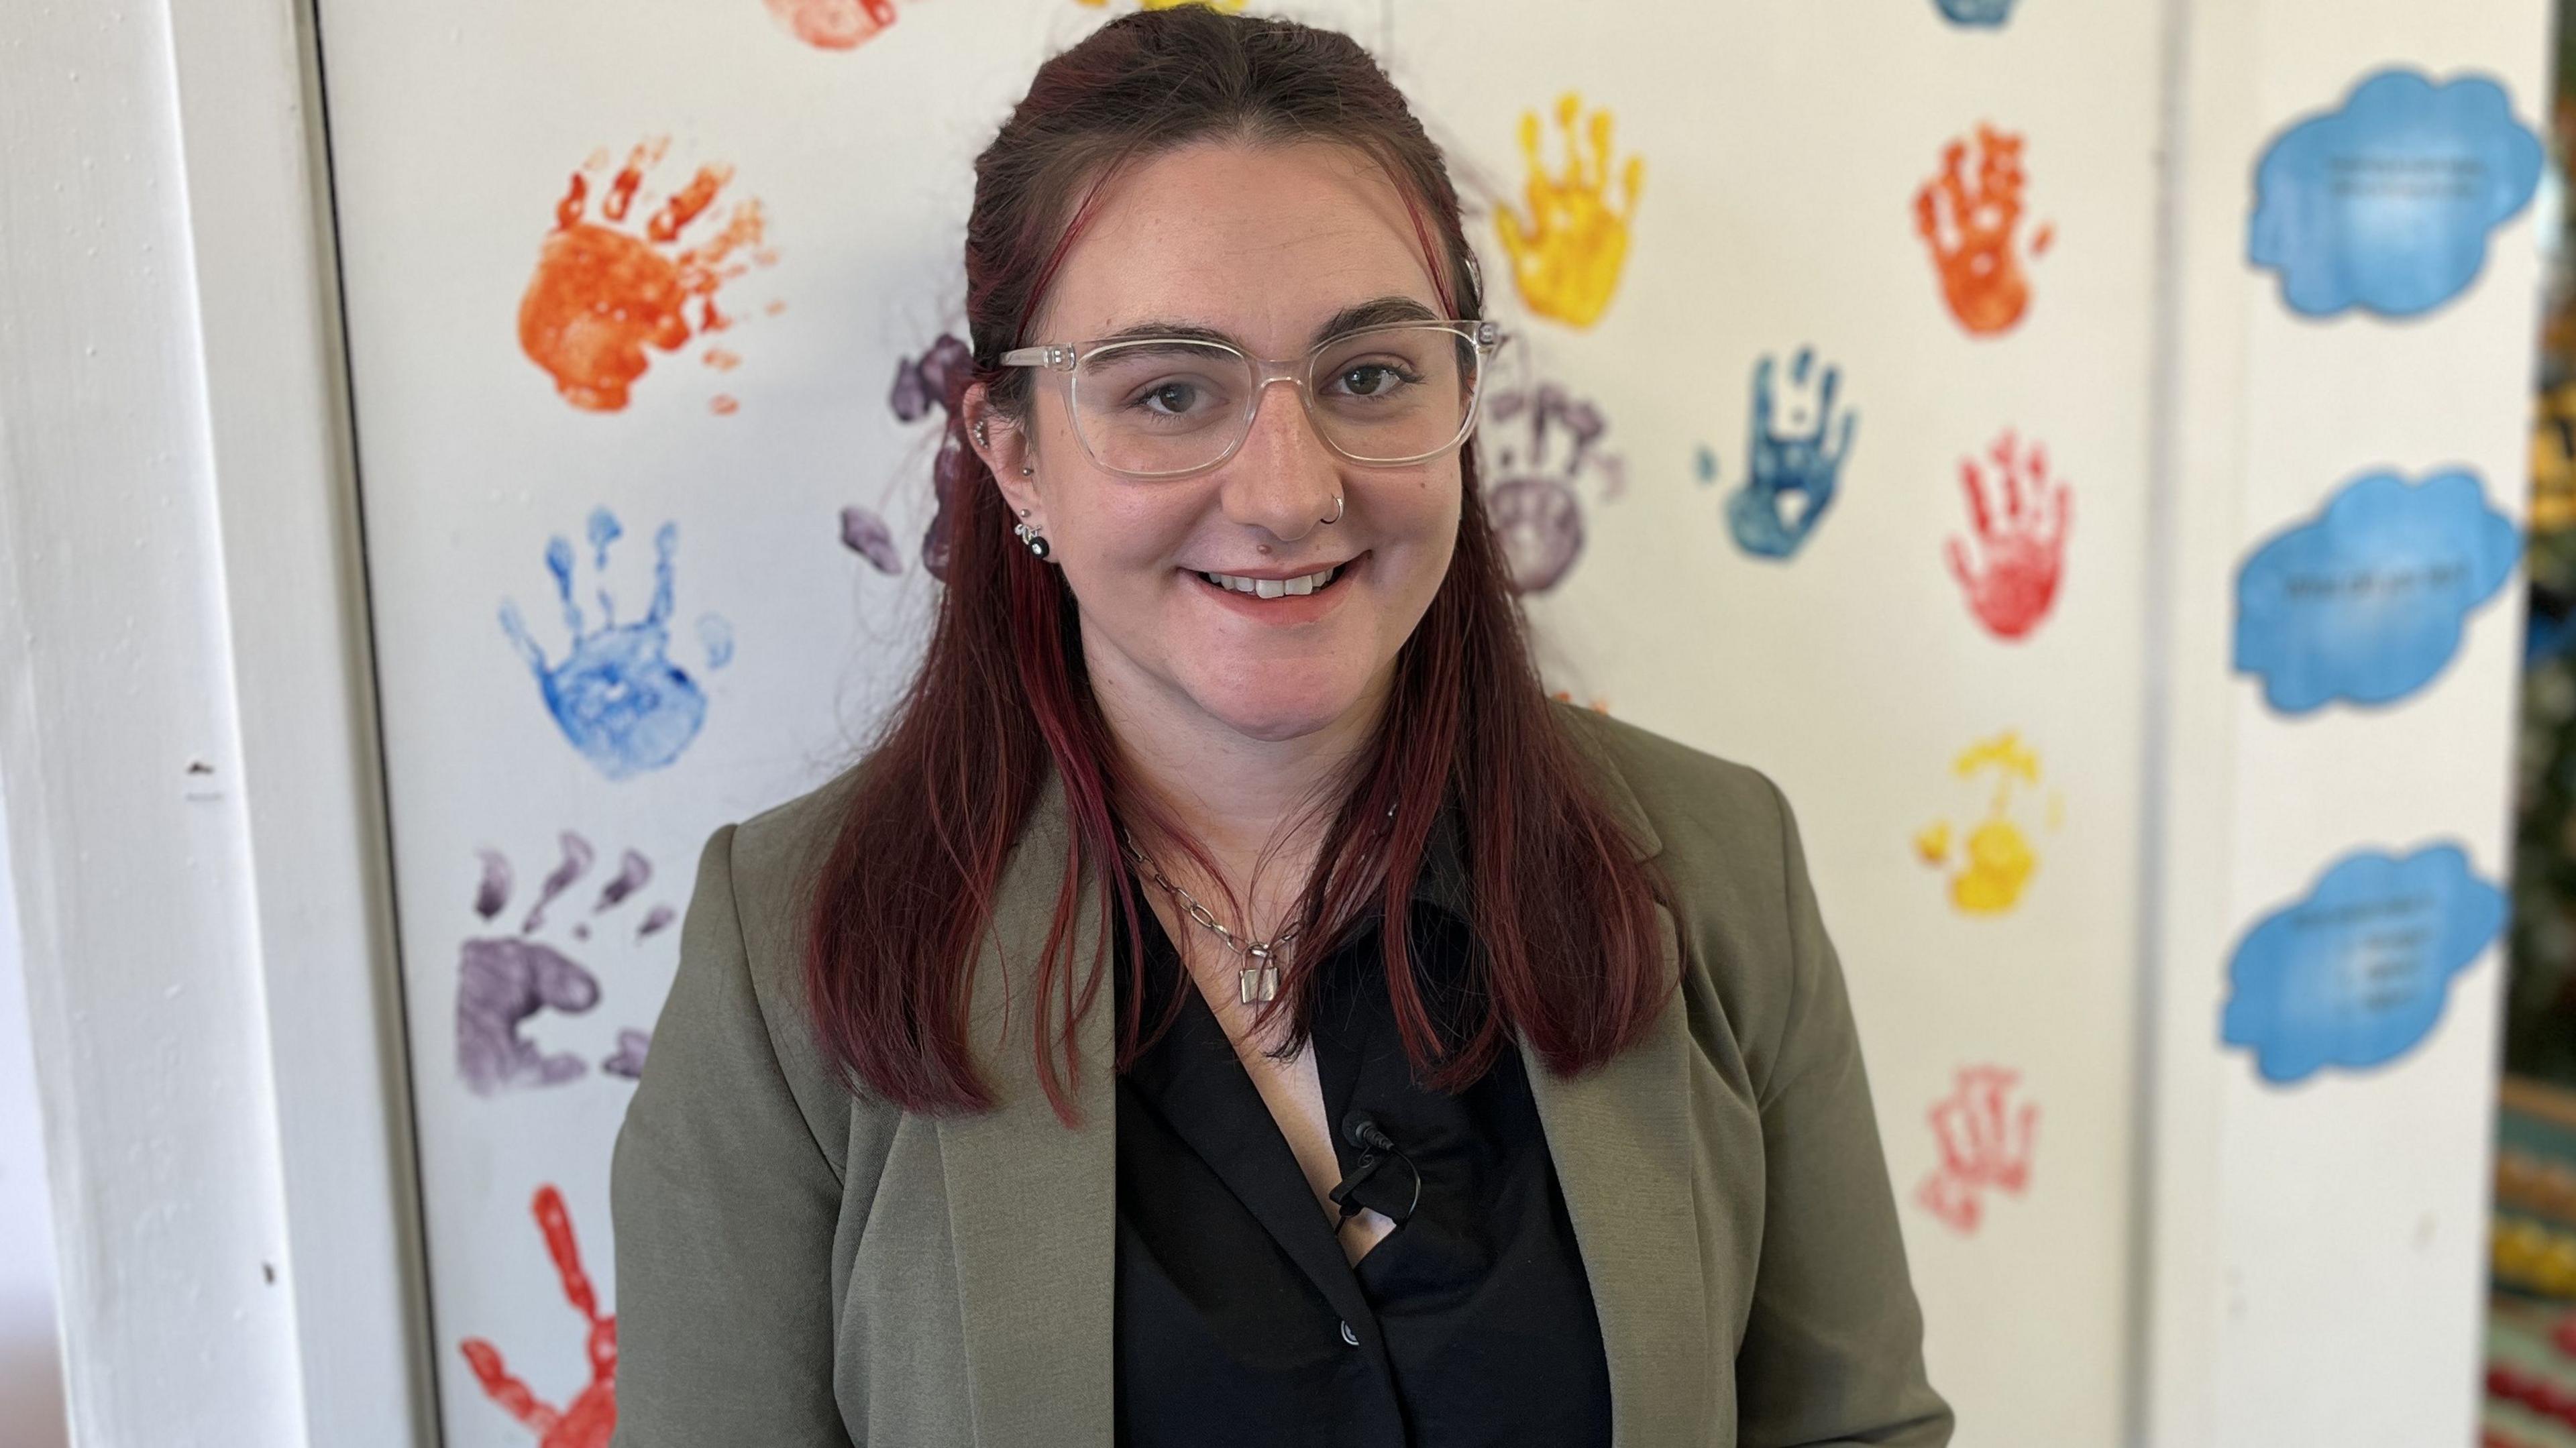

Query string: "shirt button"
[[1340, 1319, 1360, 1347]]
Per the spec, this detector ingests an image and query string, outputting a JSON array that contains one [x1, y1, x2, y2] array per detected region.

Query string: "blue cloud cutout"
[[2249, 68, 2542, 318], [2234, 466, 2518, 714], [2222, 843, 2504, 1084]]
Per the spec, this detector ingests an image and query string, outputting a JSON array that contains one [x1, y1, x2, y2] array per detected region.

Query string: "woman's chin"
[[1185, 675, 1374, 745]]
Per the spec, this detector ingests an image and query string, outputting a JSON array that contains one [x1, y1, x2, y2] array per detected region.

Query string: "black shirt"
[[1110, 824, 1615, 1447]]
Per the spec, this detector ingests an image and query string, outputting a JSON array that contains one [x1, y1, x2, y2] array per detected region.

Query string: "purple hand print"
[[498, 506, 731, 782], [458, 832, 674, 1095], [1479, 380, 1625, 594]]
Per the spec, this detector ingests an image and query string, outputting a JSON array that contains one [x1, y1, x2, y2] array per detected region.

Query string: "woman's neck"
[[1089, 659, 1389, 928]]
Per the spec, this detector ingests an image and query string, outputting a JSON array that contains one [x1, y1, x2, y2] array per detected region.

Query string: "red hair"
[[805, 7, 1674, 1126]]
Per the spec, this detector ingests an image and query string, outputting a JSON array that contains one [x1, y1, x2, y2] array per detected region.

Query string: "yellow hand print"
[[1916, 730, 2056, 915], [1495, 93, 1643, 330]]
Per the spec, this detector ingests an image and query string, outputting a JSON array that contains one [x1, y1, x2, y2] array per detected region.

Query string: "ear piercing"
[[1013, 520, 1051, 561], [972, 419, 989, 447]]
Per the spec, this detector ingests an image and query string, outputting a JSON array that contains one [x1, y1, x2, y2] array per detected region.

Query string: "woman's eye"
[[1334, 364, 1417, 397], [1139, 382, 1201, 414]]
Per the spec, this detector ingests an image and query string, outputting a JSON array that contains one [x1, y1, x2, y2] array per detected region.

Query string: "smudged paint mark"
[[1947, 428, 2072, 640], [1481, 380, 1625, 594], [1914, 124, 2050, 336], [500, 510, 718, 781], [458, 1185, 616, 1447], [1914, 730, 2053, 915], [1915, 1065, 2037, 1234], [521, 833, 596, 936], [594, 850, 651, 913], [841, 506, 904, 574], [636, 904, 676, 940], [1933, 0, 2017, 25], [601, 1029, 652, 1080], [765, 0, 898, 50], [474, 849, 514, 921], [696, 614, 735, 671], [1711, 347, 1856, 560], [517, 139, 774, 412], [1495, 94, 1642, 329], [1547, 689, 1612, 714]]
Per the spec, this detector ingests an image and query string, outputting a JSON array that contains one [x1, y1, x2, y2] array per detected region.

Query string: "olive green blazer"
[[609, 704, 1953, 1447]]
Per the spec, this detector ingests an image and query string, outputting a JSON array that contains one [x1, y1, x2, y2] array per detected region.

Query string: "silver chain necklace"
[[1118, 830, 1297, 1005]]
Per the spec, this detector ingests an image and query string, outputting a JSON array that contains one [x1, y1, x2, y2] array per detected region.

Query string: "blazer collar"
[[935, 736, 1705, 1445]]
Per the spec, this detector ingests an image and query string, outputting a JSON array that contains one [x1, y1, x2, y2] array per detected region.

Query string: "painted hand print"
[[1479, 380, 1625, 594], [1703, 347, 1856, 561], [889, 333, 975, 580], [1933, 0, 2017, 25], [2249, 69, 2542, 319], [459, 833, 674, 1095], [1914, 124, 2053, 336], [2234, 467, 2518, 713], [1913, 730, 2059, 915], [518, 139, 775, 414], [500, 507, 732, 781], [1947, 429, 2073, 640], [765, 0, 899, 50], [1494, 94, 1643, 330], [2223, 843, 2505, 1083], [1915, 1066, 2038, 1235], [459, 1185, 615, 1448], [841, 507, 903, 574]]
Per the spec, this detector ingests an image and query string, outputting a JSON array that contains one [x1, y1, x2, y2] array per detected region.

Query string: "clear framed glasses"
[[1000, 319, 1506, 480]]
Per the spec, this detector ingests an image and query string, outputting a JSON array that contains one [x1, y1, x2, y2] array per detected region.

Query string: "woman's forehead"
[[1034, 140, 1446, 347]]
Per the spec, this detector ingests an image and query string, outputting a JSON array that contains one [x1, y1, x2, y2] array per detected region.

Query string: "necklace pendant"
[[1238, 962, 1280, 1005]]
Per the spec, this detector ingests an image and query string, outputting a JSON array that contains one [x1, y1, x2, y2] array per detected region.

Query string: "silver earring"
[[1320, 492, 1344, 525], [972, 419, 989, 447], [1020, 465, 1033, 477], [1017, 507, 1030, 518], [1013, 521, 1051, 561]]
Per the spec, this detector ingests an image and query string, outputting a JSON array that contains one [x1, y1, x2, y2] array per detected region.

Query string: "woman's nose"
[[1218, 378, 1341, 543]]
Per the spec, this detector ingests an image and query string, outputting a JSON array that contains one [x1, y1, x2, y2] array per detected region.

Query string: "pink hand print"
[[1945, 428, 2072, 640], [1915, 1064, 2038, 1235]]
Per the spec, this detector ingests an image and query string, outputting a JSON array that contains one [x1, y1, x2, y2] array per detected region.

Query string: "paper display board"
[[311, 1, 2195, 1442]]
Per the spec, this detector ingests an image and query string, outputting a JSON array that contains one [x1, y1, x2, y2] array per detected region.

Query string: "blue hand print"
[[1719, 347, 1857, 561], [498, 506, 731, 781], [1933, 0, 2017, 26]]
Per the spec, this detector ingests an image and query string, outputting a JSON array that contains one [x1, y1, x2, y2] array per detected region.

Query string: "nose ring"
[[1320, 493, 1344, 526]]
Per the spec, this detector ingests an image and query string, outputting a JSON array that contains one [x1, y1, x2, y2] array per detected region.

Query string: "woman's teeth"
[[1198, 564, 1340, 598]]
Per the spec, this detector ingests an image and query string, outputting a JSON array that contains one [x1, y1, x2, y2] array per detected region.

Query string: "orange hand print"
[[1913, 730, 2059, 915], [519, 139, 775, 414], [1913, 124, 2053, 336], [765, 0, 899, 49], [1915, 1065, 2038, 1235], [1495, 94, 1644, 329], [459, 1185, 614, 1448], [1947, 428, 2072, 640]]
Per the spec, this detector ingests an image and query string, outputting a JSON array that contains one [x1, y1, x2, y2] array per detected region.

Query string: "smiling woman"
[[608, 9, 1951, 1448]]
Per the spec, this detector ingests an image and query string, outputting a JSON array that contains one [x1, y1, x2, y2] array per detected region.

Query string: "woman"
[[610, 9, 1951, 1447]]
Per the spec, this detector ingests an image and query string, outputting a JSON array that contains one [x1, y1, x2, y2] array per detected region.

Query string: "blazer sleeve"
[[609, 822, 856, 1447], [1735, 776, 1956, 1448]]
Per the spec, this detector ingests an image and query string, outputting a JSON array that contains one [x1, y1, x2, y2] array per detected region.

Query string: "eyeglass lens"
[[1067, 323, 1480, 477]]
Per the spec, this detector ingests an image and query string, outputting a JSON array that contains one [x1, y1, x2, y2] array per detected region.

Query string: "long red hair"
[[804, 7, 1675, 1127]]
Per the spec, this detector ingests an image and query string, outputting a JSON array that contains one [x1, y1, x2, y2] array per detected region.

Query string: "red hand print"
[[1913, 124, 2053, 336], [1915, 1064, 2039, 1235], [458, 1185, 615, 1448], [518, 139, 772, 412], [1945, 428, 2072, 640]]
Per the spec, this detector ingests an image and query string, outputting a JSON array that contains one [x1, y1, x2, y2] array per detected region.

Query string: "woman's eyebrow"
[[1087, 296, 1442, 351]]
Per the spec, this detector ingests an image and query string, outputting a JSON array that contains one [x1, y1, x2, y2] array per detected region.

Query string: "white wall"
[[0, 778, 66, 1448]]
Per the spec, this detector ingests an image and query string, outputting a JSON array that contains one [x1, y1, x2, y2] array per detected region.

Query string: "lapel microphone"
[[1328, 1110, 1423, 1224]]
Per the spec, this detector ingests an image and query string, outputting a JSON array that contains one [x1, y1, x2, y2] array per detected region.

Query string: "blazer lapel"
[[936, 771, 1118, 1448], [1527, 714, 1718, 1443], [936, 720, 1711, 1447]]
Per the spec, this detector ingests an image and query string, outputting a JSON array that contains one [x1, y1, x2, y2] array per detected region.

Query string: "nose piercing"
[[1320, 493, 1344, 526]]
